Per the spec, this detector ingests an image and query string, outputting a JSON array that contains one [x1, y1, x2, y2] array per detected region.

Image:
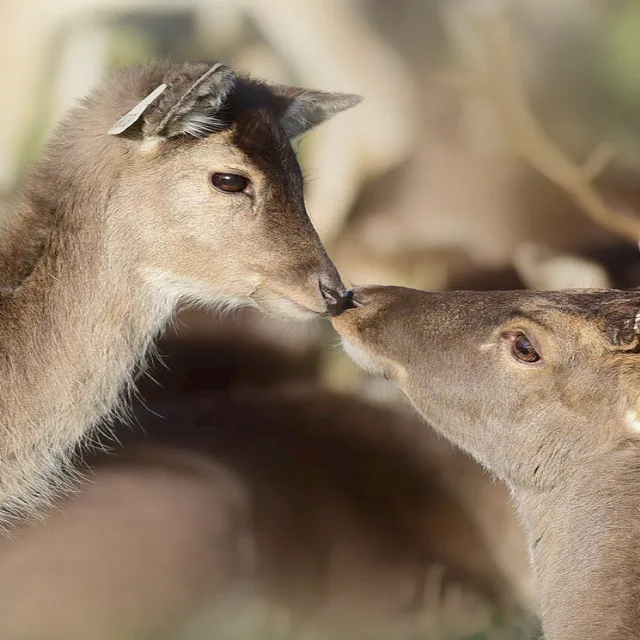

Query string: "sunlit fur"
[[333, 285, 640, 640], [0, 61, 359, 524]]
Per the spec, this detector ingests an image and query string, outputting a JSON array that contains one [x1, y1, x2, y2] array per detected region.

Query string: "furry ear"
[[272, 86, 363, 139], [153, 64, 237, 138], [108, 63, 237, 140]]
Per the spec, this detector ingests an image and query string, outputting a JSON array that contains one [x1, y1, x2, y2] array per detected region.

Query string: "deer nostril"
[[320, 285, 359, 317], [349, 289, 365, 306], [320, 284, 342, 306]]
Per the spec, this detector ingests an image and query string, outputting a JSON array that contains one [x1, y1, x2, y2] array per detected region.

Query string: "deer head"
[[332, 286, 640, 638], [0, 61, 362, 522], [45, 61, 360, 319], [332, 286, 640, 490]]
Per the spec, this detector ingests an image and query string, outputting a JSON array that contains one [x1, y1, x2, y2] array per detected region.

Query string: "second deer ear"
[[273, 86, 363, 139], [109, 64, 237, 140], [153, 64, 236, 139]]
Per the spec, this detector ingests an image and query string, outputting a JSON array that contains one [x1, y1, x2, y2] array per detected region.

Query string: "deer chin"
[[254, 288, 326, 321], [340, 337, 392, 379]]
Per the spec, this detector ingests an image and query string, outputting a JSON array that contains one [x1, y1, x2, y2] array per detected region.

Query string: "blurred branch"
[[581, 143, 616, 182], [448, 12, 640, 243], [514, 242, 612, 291]]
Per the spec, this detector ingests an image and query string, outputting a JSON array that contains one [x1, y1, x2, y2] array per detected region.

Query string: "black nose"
[[320, 283, 342, 306], [320, 284, 358, 317]]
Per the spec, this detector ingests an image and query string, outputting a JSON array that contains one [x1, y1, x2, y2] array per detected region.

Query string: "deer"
[[332, 285, 640, 639], [0, 59, 360, 522], [0, 330, 536, 640]]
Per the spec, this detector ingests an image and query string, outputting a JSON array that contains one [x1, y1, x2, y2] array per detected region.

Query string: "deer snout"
[[329, 286, 403, 378], [331, 285, 414, 382], [330, 284, 418, 347], [320, 281, 356, 316], [329, 285, 390, 318], [259, 262, 348, 320], [329, 285, 384, 333], [313, 263, 349, 312]]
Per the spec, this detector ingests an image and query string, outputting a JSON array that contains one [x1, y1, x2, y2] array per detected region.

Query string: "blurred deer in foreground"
[[0, 390, 538, 640], [334, 285, 640, 639], [0, 329, 537, 640], [0, 60, 359, 521]]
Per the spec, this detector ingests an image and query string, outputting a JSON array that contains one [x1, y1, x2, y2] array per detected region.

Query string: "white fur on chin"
[[340, 337, 385, 376]]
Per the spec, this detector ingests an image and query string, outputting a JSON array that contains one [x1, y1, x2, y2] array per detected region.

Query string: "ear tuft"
[[154, 63, 237, 139], [279, 89, 363, 139]]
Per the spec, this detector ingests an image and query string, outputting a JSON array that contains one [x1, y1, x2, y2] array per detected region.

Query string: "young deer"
[[0, 60, 359, 521], [333, 286, 640, 640]]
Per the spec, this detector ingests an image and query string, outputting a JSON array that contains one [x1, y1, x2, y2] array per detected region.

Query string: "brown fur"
[[333, 285, 640, 639], [0, 61, 360, 521]]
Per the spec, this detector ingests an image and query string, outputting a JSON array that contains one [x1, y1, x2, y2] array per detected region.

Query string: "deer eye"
[[509, 332, 541, 364], [210, 173, 250, 194]]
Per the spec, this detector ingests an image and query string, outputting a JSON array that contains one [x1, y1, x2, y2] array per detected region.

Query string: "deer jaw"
[[0, 61, 360, 521], [333, 285, 640, 639]]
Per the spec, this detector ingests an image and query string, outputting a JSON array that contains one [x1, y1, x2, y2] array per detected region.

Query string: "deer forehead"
[[137, 131, 256, 177], [138, 135, 163, 154], [178, 131, 250, 168]]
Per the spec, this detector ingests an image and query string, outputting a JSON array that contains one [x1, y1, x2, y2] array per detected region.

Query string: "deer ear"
[[108, 64, 236, 140], [153, 64, 236, 139], [273, 87, 363, 139]]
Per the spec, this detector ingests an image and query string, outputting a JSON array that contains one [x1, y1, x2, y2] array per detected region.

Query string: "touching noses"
[[320, 281, 358, 316]]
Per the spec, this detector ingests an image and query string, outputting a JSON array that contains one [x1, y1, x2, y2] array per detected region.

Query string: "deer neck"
[[514, 449, 640, 640], [0, 159, 173, 520]]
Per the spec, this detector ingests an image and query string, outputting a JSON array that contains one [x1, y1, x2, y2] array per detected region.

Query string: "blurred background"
[[1, 0, 640, 638]]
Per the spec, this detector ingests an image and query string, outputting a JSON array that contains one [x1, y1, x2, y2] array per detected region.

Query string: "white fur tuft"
[[625, 410, 640, 434]]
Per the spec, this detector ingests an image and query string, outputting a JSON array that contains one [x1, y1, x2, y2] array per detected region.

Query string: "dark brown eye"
[[211, 173, 250, 193], [510, 333, 541, 364]]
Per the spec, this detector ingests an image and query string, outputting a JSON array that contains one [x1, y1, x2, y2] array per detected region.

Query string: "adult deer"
[[0, 60, 359, 521], [333, 286, 640, 639]]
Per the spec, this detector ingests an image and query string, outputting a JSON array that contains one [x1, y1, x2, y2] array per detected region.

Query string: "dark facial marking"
[[228, 80, 304, 203], [223, 79, 325, 284]]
